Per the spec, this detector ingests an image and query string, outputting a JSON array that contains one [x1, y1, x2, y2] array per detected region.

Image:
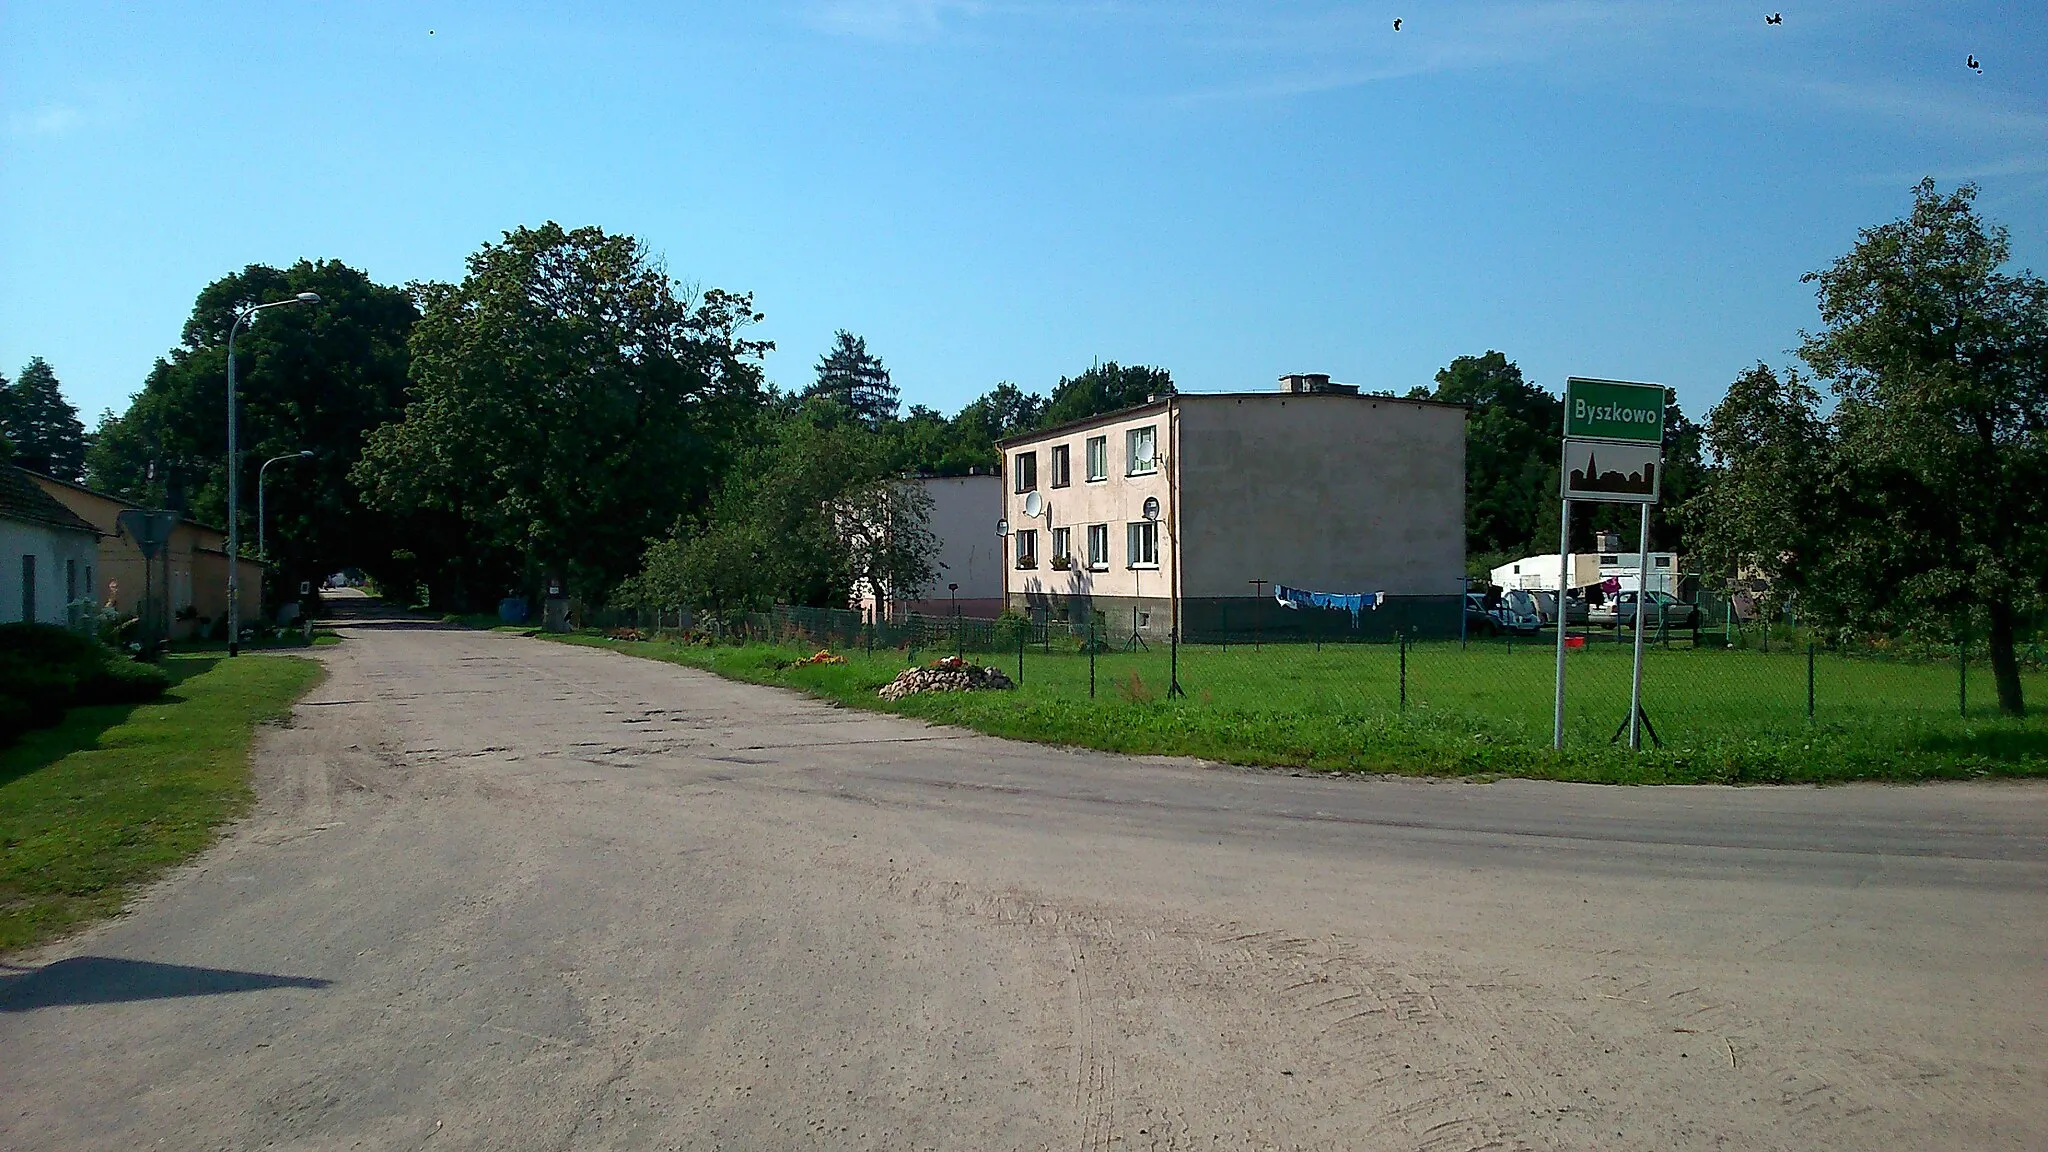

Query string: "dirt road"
[[5, 598, 2045, 1150]]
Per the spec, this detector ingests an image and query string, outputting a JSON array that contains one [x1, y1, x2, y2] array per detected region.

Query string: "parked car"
[[1588, 590, 1698, 631], [1466, 590, 1543, 637], [1531, 590, 1589, 625]]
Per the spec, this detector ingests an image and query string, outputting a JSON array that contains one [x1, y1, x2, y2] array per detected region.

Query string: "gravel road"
[[5, 594, 2046, 1150]]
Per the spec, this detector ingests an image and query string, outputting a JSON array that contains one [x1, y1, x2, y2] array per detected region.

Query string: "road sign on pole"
[[1564, 377, 1665, 443], [1554, 377, 1668, 752]]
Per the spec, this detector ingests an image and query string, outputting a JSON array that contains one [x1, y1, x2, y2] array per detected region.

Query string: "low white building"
[[0, 465, 101, 625], [854, 473, 1004, 622], [1492, 548, 1680, 596]]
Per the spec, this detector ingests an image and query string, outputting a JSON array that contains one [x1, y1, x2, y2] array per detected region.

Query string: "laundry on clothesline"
[[1273, 585, 1387, 624]]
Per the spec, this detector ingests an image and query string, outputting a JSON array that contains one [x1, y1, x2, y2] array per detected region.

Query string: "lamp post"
[[949, 582, 960, 656], [258, 450, 316, 561], [227, 292, 319, 655]]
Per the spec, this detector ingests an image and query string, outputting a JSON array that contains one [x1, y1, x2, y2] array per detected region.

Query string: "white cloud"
[[7, 105, 88, 138], [807, 0, 988, 40]]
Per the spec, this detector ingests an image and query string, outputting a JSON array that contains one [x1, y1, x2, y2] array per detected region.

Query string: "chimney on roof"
[[1278, 372, 1358, 396]]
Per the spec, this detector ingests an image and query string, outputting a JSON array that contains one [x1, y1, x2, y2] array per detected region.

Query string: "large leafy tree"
[[1421, 352, 1561, 561], [1693, 181, 2047, 715], [806, 330, 898, 426], [353, 223, 769, 608], [621, 399, 937, 617], [1042, 362, 1173, 428], [3, 357, 88, 481], [86, 260, 417, 600]]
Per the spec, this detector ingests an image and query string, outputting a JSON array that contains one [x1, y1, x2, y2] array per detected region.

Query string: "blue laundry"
[[1274, 585, 1386, 625]]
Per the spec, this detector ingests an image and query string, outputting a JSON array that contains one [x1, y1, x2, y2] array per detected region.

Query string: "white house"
[[853, 473, 1004, 622], [0, 465, 101, 625]]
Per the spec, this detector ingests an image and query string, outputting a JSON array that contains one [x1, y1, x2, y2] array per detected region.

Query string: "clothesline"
[[1274, 585, 1387, 625]]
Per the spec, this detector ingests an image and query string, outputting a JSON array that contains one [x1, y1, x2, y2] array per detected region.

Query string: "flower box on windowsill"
[[1050, 556, 1072, 571]]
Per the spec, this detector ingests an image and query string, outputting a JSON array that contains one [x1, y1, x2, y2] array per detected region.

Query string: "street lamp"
[[258, 450, 316, 561], [226, 292, 319, 655]]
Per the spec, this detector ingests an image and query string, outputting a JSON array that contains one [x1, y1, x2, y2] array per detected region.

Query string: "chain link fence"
[[577, 597, 2046, 762]]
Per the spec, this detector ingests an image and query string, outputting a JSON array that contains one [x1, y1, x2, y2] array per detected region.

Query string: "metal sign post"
[[1553, 377, 1666, 751]]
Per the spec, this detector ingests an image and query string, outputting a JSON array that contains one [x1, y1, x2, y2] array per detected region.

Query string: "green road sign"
[[1564, 377, 1665, 443]]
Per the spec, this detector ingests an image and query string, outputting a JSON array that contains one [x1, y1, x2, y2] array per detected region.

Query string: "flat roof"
[[994, 390, 1466, 449]]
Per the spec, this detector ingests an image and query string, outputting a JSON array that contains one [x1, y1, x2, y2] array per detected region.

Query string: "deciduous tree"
[[353, 223, 769, 608]]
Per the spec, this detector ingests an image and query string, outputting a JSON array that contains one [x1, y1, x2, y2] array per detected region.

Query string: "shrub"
[[0, 693, 30, 745], [0, 657, 81, 721], [76, 658, 171, 706], [0, 623, 171, 731], [0, 621, 103, 667], [992, 610, 1032, 651]]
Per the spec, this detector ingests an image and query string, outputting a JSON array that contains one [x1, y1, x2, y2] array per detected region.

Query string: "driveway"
[[5, 595, 2045, 1150]]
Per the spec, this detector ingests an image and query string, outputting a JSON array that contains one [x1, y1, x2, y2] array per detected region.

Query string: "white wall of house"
[[0, 519, 100, 624]]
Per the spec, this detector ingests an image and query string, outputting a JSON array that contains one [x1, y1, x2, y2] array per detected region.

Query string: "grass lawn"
[[549, 633, 2048, 785], [0, 653, 324, 953]]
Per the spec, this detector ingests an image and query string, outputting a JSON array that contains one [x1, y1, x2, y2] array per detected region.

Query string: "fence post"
[[1017, 628, 1025, 687], [1089, 623, 1097, 699], [1959, 635, 1967, 718], [1168, 626, 1185, 698], [1807, 641, 1815, 721], [1398, 631, 1407, 711]]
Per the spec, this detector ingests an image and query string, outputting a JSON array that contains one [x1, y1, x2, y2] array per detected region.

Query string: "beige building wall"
[[1001, 403, 1175, 621], [30, 475, 266, 638], [999, 388, 1466, 638]]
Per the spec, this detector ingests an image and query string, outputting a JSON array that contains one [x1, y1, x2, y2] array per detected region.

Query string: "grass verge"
[[0, 653, 324, 953], [546, 634, 2048, 786]]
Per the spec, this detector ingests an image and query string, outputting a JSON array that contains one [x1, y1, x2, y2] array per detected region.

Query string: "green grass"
[[548, 633, 2048, 785], [0, 653, 324, 952]]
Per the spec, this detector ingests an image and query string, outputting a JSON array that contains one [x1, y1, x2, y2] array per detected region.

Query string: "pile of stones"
[[877, 656, 1017, 700]]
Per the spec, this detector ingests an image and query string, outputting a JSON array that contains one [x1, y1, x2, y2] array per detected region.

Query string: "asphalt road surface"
[[5, 592, 2046, 1150]]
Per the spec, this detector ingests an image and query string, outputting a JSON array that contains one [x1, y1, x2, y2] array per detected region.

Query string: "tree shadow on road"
[[0, 956, 331, 1011]]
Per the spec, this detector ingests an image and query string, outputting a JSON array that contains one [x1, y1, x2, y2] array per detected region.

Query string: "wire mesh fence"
[[577, 598, 2047, 766]]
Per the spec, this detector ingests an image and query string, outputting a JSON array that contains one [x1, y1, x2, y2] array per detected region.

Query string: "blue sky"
[[3, 1, 2043, 424]]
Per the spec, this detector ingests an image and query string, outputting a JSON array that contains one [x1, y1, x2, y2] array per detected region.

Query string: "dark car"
[[1466, 590, 1543, 637], [1532, 590, 1589, 625]]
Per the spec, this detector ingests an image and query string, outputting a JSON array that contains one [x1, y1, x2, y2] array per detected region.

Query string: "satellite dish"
[[1023, 491, 1045, 519], [1142, 496, 1161, 522]]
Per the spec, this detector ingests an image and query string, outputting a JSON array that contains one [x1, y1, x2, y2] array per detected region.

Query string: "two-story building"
[[997, 375, 1467, 641]]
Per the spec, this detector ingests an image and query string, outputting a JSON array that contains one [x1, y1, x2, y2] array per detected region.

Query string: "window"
[[1127, 521, 1158, 567], [66, 559, 77, 603], [1051, 526, 1071, 565], [1050, 444, 1071, 488], [1086, 524, 1109, 570], [1599, 554, 1619, 565], [1126, 425, 1158, 475], [1654, 556, 1671, 568], [1014, 528, 1038, 569], [20, 555, 35, 622], [1085, 436, 1108, 482], [1013, 451, 1037, 493]]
